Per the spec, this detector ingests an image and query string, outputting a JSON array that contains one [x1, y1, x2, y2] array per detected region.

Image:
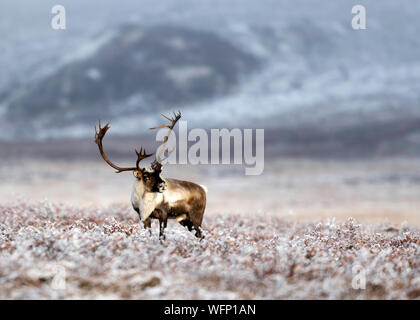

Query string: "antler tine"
[[149, 111, 182, 130], [94, 120, 111, 146], [135, 146, 153, 170], [173, 110, 181, 122], [149, 110, 182, 163], [171, 110, 181, 124], [94, 120, 139, 173], [135, 146, 152, 158], [161, 113, 172, 122]]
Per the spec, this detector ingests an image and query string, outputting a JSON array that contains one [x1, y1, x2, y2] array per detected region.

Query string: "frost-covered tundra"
[[0, 201, 418, 299], [94, 112, 207, 239]]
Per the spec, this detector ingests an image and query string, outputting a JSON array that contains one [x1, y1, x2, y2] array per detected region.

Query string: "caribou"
[[94, 112, 207, 239]]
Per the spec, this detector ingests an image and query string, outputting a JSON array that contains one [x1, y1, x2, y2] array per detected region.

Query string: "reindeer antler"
[[135, 147, 153, 171], [150, 111, 181, 163], [95, 120, 152, 173]]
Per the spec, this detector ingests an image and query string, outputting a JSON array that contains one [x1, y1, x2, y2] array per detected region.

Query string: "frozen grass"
[[0, 201, 419, 299]]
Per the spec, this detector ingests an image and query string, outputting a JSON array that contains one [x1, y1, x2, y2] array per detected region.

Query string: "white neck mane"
[[131, 179, 163, 221]]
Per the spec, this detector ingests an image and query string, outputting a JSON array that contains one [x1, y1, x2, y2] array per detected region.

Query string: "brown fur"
[[139, 178, 207, 239]]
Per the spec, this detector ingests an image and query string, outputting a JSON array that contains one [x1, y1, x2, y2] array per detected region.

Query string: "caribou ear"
[[133, 170, 142, 179]]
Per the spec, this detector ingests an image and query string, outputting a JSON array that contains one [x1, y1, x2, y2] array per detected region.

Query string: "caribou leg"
[[143, 217, 152, 236], [158, 210, 168, 240]]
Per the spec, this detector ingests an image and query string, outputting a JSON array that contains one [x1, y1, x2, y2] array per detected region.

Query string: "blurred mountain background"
[[1, 0, 420, 226], [1, 0, 420, 158]]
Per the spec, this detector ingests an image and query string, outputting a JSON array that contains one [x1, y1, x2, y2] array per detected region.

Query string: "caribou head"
[[94, 111, 181, 193]]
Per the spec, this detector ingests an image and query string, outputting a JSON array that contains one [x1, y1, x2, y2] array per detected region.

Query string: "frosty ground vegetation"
[[0, 200, 418, 299]]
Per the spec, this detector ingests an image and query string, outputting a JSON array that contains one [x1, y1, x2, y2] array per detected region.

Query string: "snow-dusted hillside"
[[1, 0, 420, 155]]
